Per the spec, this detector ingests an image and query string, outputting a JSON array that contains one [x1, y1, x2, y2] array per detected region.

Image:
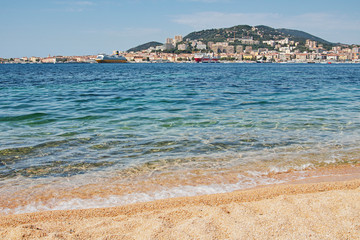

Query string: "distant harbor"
[[1, 46, 359, 64], [1, 53, 359, 64]]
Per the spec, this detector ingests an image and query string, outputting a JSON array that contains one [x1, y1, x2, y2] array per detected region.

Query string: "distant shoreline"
[[1, 61, 360, 64]]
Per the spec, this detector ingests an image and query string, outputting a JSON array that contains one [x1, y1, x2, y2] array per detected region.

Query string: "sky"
[[1, 0, 359, 58]]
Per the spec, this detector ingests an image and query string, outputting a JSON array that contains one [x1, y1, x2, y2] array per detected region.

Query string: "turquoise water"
[[1, 63, 359, 214]]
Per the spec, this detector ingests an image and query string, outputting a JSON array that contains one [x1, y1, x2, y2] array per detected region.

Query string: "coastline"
[[1, 165, 359, 239], [1, 61, 360, 64]]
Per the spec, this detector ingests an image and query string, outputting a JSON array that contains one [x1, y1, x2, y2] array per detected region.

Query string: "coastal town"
[[1, 34, 359, 64]]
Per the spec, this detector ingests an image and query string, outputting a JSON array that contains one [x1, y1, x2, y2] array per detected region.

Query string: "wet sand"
[[1, 167, 360, 240]]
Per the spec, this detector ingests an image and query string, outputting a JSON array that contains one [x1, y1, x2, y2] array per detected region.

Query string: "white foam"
[[1, 175, 284, 215], [268, 163, 314, 174]]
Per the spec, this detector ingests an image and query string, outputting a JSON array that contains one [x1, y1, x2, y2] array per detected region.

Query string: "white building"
[[178, 44, 187, 51], [327, 54, 338, 61], [156, 45, 166, 51], [263, 40, 275, 47], [278, 38, 289, 45], [196, 43, 207, 50]]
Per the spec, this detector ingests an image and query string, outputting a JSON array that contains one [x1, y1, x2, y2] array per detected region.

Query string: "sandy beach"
[[1, 167, 360, 240]]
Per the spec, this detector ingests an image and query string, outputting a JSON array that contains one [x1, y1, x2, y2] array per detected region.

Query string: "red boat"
[[194, 54, 219, 63]]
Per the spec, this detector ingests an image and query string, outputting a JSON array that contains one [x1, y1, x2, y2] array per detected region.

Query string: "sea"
[[1, 63, 359, 215]]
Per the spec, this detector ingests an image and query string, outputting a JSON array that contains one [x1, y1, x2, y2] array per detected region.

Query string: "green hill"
[[128, 25, 335, 52], [127, 41, 163, 52], [184, 25, 334, 46]]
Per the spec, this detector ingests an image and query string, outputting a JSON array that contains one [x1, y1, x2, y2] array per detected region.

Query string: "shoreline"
[[2, 61, 360, 64], [1, 165, 359, 239], [1, 163, 359, 216]]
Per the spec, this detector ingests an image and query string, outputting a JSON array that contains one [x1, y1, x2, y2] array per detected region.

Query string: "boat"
[[194, 53, 219, 63], [95, 51, 127, 63], [256, 56, 272, 63]]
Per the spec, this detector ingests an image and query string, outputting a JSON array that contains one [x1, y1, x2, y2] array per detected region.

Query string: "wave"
[[0, 113, 49, 122]]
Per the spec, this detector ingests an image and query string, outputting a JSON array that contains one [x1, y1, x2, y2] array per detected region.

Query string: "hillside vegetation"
[[184, 25, 332, 44], [128, 25, 335, 52], [127, 41, 163, 52]]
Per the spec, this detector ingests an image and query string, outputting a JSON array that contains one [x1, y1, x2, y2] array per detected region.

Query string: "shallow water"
[[1, 63, 359, 214]]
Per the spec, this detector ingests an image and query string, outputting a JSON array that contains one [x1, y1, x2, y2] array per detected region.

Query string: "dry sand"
[[1, 174, 360, 240]]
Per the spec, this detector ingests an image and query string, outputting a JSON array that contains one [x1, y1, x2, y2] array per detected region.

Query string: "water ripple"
[[0, 63, 359, 185]]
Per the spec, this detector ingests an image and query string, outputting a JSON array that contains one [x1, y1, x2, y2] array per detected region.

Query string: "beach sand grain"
[[1, 178, 359, 240]]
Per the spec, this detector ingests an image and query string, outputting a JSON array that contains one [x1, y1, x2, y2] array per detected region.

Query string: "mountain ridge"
[[127, 41, 163, 52], [128, 25, 336, 52], [184, 25, 333, 45]]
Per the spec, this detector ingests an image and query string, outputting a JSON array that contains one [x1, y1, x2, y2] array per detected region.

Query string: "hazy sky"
[[1, 0, 359, 58]]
